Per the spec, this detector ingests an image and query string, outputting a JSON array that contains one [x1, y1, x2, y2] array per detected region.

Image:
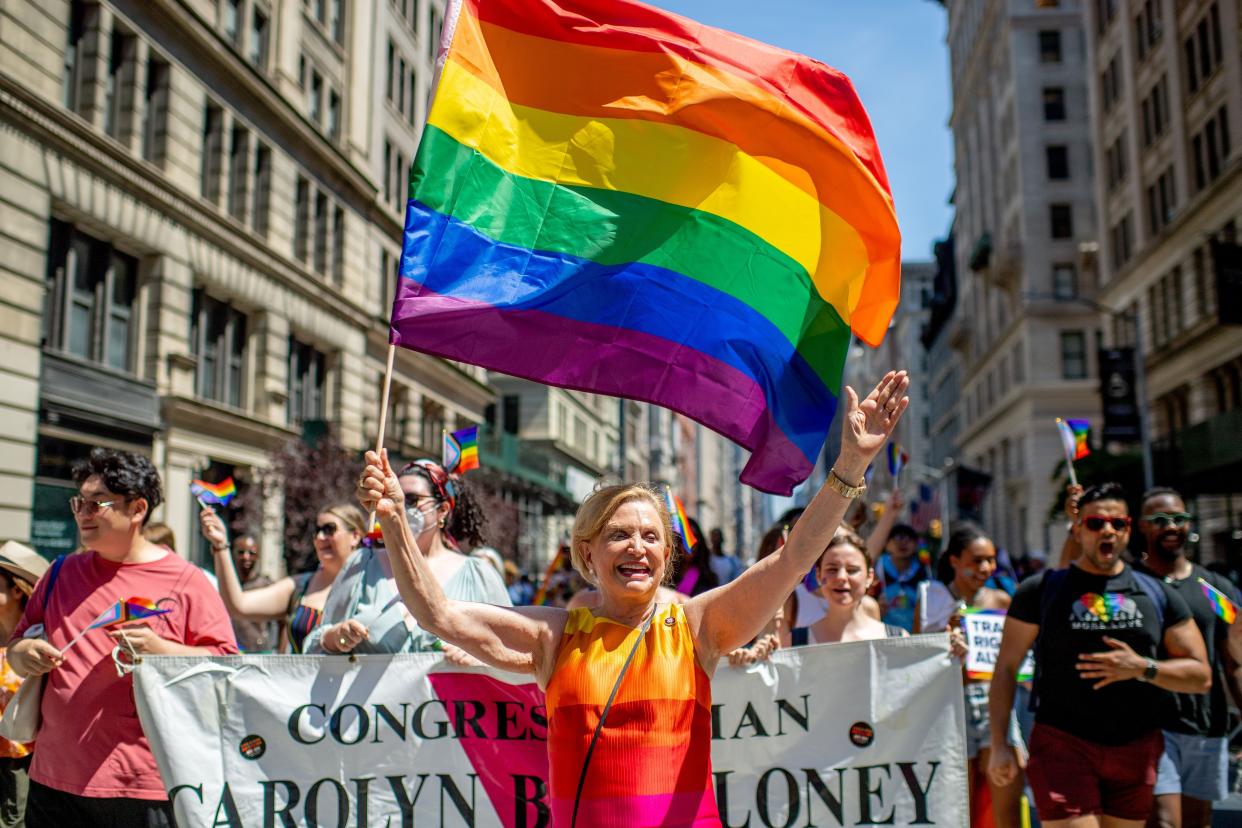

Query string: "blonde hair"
[[570, 484, 676, 584], [143, 521, 176, 551], [321, 502, 368, 541]]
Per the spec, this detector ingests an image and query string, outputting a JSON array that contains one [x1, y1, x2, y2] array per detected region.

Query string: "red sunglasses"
[[1081, 514, 1131, 532]]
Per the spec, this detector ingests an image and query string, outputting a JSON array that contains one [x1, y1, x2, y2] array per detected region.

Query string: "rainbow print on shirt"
[[1070, 592, 1143, 630]]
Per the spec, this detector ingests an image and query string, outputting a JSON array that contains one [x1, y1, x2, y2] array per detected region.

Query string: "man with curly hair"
[[7, 449, 237, 827]]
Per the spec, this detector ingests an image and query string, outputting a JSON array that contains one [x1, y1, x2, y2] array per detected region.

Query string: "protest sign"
[[962, 609, 1034, 682], [134, 635, 968, 827]]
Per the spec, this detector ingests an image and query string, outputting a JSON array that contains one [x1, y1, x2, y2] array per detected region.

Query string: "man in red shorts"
[[986, 482, 1210, 826]]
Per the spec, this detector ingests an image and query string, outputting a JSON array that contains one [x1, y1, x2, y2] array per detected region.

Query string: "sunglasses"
[[1142, 512, 1193, 528], [314, 523, 339, 537], [1081, 515, 1132, 532], [69, 496, 124, 516]]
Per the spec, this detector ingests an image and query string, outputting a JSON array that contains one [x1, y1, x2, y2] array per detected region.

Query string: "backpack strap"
[[1029, 567, 1070, 712], [1130, 569, 1168, 633], [42, 555, 68, 613]]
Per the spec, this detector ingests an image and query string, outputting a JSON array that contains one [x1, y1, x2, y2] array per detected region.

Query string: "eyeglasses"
[[1142, 512, 1193, 528], [234, 548, 258, 557], [69, 496, 121, 516], [1082, 515, 1132, 532], [314, 523, 339, 537]]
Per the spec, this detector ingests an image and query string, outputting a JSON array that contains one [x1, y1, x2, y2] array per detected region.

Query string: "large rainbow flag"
[[390, 0, 902, 494]]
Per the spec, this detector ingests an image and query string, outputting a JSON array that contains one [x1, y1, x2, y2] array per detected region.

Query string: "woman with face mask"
[[307, 460, 511, 655]]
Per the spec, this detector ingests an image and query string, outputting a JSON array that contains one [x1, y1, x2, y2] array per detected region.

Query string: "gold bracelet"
[[825, 468, 867, 499]]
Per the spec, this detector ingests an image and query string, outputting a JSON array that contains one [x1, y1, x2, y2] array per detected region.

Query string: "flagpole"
[[1055, 418, 1080, 488], [368, 343, 398, 532]]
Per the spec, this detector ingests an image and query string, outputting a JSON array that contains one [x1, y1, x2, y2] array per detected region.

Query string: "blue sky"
[[652, 0, 953, 263]]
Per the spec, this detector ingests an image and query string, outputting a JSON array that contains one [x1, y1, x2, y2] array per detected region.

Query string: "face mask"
[[405, 504, 427, 535]]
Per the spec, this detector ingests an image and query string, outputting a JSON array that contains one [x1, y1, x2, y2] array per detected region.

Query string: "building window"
[[294, 175, 310, 261], [104, 25, 135, 139], [200, 101, 224, 203], [330, 0, 346, 44], [1135, 0, 1162, 60], [1046, 145, 1069, 180], [1100, 58, 1121, 112], [1038, 30, 1062, 63], [332, 206, 345, 286], [249, 7, 269, 68], [386, 40, 396, 102], [1146, 165, 1176, 235], [1140, 76, 1169, 146], [327, 89, 341, 141], [1185, 4, 1223, 96], [407, 67, 418, 126], [309, 70, 322, 125], [1053, 263, 1078, 299], [141, 56, 169, 164], [1095, 0, 1117, 35], [222, 0, 241, 44], [1105, 131, 1128, 191], [227, 123, 249, 222], [383, 139, 394, 204], [421, 398, 445, 449], [63, 0, 89, 112], [1193, 106, 1232, 192], [287, 338, 326, 426], [1050, 203, 1073, 239], [44, 220, 138, 373], [298, 54, 307, 89], [502, 394, 520, 435], [251, 143, 271, 238], [380, 247, 400, 307], [428, 5, 442, 62], [397, 56, 406, 116], [1043, 87, 1066, 121], [313, 191, 328, 275], [1110, 212, 1135, 268], [191, 290, 247, 408], [1060, 331, 1087, 379]]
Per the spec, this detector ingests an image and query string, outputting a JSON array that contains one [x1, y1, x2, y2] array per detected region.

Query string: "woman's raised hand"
[[357, 448, 405, 518], [840, 370, 910, 463]]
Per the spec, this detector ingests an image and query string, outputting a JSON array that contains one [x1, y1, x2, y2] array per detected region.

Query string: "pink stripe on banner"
[[551, 790, 721, 828], [390, 282, 813, 494]]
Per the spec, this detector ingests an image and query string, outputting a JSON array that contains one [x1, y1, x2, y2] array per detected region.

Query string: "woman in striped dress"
[[358, 371, 910, 827]]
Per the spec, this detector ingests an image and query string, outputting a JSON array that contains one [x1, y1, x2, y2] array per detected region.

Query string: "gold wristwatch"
[[826, 468, 867, 499]]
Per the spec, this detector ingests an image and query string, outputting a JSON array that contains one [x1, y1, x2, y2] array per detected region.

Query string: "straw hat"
[[0, 541, 51, 587]]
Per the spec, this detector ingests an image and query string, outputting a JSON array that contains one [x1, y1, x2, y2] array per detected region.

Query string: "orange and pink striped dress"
[[546, 603, 721, 827]]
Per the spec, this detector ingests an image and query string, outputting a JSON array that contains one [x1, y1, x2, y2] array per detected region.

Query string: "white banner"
[[134, 635, 968, 827]]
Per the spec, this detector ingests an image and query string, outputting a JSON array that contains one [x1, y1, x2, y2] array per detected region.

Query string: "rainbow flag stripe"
[[454, 426, 479, 472], [1200, 578, 1238, 624], [886, 442, 908, 477], [86, 597, 172, 631], [1056, 418, 1090, 461], [664, 487, 698, 552], [191, 477, 236, 506], [390, 0, 901, 495]]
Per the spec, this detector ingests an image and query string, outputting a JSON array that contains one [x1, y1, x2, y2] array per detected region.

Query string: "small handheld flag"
[[443, 426, 480, 474], [886, 443, 908, 480], [60, 597, 173, 653], [1055, 418, 1090, 487], [191, 477, 236, 507], [1199, 578, 1237, 624], [663, 487, 698, 552]]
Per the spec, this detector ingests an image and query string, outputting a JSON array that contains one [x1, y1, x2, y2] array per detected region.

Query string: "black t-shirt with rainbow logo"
[[1010, 563, 1192, 746]]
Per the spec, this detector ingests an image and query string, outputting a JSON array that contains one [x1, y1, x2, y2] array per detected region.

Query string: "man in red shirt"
[[7, 448, 237, 827]]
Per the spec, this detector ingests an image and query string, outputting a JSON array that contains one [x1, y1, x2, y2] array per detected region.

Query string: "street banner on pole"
[[135, 636, 968, 828]]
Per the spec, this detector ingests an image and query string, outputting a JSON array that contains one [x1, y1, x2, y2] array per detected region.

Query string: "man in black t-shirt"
[[987, 482, 1210, 825], [1137, 487, 1242, 828]]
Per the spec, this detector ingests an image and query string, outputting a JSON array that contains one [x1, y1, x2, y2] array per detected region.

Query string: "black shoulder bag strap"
[[571, 605, 658, 828]]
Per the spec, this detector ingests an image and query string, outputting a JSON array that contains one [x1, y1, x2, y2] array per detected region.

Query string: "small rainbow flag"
[[191, 477, 236, 507], [364, 518, 383, 547], [62, 597, 173, 653], [1056, 418, 1090, 461], [663, 487, 698, 552], [1199, 578, 1238, 624], [443, 426, 480, 474], [886, 442, 908, 478]]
